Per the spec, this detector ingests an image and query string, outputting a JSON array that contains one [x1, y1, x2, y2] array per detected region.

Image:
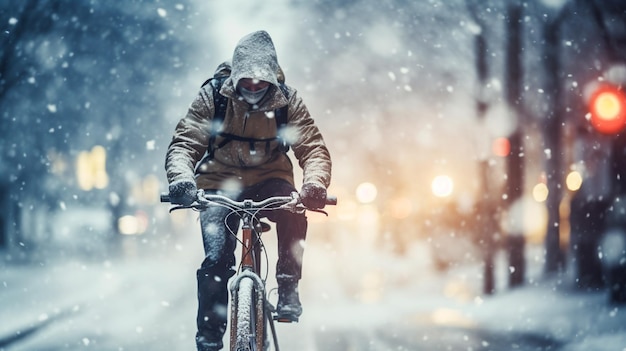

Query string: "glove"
[[300, 183, 327, 209], [168, 179, 197, 206]]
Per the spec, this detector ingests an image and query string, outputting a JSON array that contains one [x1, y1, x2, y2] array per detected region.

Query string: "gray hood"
[[231, 30, 280, 89]]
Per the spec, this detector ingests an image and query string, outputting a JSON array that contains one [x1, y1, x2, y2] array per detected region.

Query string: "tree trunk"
[[504, 0, 526, 288], [543, 17, 566, 274]]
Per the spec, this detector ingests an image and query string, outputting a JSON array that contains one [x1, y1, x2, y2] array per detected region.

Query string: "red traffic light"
[[588, 84, 626, 134], [492, 137, 510, 157]]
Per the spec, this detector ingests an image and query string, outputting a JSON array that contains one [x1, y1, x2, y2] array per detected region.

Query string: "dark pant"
[[195, 179, 307, 348]]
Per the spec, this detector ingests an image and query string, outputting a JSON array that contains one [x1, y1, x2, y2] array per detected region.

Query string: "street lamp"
[[431, 175, 453, 198], [355, 182, 377, 204]]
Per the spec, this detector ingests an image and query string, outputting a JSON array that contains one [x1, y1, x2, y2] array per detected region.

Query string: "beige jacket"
[[165, 31, 331, 191]]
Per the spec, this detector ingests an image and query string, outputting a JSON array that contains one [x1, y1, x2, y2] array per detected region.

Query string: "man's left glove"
[[300, 183, 327, 210], [168, 179, 197, 206]]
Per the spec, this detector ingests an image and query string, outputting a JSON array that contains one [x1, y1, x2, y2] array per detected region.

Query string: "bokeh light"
[[532, 183, 549, 202], [566, 171, 583, 191], [492, 137, 511, 157], [356, 182, 378, 204], [431, 175, 454, 198]]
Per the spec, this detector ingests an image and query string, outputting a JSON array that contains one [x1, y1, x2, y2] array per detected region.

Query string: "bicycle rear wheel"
[[233, 277, 265, 351]]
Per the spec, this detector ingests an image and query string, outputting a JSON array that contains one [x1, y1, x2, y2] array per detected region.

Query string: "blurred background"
[[2, 0, 626, 349]]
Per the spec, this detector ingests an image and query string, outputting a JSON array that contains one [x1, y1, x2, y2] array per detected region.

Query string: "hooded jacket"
[[165, 31, 331, 191]]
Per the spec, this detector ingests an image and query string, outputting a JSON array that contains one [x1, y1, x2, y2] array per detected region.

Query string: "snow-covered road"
[[2, 224, 625, 351]]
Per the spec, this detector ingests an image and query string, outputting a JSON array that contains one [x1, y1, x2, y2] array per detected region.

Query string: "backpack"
[[200, 65, 290, 161]]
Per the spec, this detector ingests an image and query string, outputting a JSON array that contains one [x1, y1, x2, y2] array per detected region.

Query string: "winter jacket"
[[165, 31, 332, 191]]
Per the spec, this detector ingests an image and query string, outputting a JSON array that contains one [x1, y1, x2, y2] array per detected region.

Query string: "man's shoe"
[[275, 281, 302, 323]]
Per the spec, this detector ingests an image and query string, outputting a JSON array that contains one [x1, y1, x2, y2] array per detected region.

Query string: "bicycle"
[[161, 189, 336, 351]]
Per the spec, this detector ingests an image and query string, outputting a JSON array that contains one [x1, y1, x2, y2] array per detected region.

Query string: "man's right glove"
[[168, 179, 197, 206], [300, 183, 327, 210]]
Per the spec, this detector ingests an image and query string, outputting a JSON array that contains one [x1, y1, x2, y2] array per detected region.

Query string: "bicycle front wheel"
[[233, 277, 265, 351]]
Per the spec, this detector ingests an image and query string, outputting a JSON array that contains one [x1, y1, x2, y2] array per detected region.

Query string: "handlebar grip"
[[160, 193, 171, 203], [326, 195, 337, 206]]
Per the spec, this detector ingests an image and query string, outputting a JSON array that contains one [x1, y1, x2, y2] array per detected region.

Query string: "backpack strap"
[[275, 84, 290, 152], [207, 77, 228, 159]]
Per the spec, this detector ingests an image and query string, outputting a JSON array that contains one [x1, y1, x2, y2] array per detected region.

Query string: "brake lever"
[[196, 189, 207, 202], [280, 194, 329, 216], [307, 208, 329, 216], [168, 205, 190, 213]]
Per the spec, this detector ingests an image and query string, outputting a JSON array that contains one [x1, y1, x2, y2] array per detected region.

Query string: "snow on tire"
[[235, 278, 256, 351]]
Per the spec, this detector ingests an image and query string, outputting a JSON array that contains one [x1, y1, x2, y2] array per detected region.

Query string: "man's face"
[[238, 78, 270, 92]]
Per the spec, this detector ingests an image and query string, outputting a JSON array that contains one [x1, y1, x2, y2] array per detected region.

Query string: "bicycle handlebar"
[[160, 190, 337, 212]]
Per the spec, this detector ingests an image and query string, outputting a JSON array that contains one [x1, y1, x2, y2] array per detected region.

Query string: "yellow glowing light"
[[118, 212, 148, 235], [75, 145, 108, 191], [566, 171, 583, 191], [356, 182, 377, 204], [431, 175, 453, 198], [118, 215, 140, 235], [532, 183, 549, 202]]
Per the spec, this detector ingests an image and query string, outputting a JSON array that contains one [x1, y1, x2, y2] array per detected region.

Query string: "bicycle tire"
[[234, 278, 262, 351]]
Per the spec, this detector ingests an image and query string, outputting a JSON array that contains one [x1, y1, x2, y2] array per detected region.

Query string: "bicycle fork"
[[229, 214, 280, 351], [229, 271, 266, 351]]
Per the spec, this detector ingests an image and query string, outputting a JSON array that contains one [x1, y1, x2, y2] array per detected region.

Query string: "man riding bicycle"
[[165, 30, 332, 351]]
